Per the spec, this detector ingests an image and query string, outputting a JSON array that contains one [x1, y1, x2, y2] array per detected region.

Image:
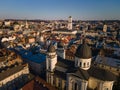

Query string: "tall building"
[[25, 20, 29, 29], [103, 24, 107, 32], [68, 16, 72, 30]]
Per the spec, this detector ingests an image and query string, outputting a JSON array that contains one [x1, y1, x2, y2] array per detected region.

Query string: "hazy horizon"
[[0, 0, 120, 20]]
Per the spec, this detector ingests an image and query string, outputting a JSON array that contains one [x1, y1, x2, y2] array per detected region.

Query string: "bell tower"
[[46, 44, 57, 72], [68, 16, 72, 30]]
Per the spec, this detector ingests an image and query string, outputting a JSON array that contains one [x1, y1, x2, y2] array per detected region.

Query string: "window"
[[79, 62, 81, 67], [48, 60, 51, 70], [74, 83, 78, 90], [64, 81, 66, 90], [53, 76, 55, 85], [72, 82, 74, 90], [87, 62, 89, 67], [58, 78, 61, 87], [83, 63, 86, 68]]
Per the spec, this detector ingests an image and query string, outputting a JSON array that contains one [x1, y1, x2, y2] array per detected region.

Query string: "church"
[[46, 40, 116, 90]]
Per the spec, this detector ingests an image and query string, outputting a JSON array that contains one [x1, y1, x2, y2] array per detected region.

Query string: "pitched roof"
[[67, 67, 89, 80], [88, 66, 116, 81], [0, 64, 25, 81], [56, 56, 74, 68], [55, 57, 116, 81]]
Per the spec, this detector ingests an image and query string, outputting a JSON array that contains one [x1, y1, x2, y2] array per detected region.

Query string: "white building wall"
[[67, 74, 88, 90], [99, 81, 114, 90], [75, 57, 91, 70], [88, 77, 114, 90], [50, 56, 57, 71], [46, 52, 57, 72], [68, 16, 72, 30]]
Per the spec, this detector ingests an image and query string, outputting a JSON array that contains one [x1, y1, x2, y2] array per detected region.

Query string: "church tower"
[[57, 41, 65, 59], [46, 44, 57, 72], [75, 40, 92, 70], [46, 44, 57, 85], [103, 24, 107, 32], [68, 16, 72, 30], [25, 20, 29, 29]]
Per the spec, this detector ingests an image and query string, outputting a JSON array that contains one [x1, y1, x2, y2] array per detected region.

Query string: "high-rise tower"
[[67, 16, 72, 30]]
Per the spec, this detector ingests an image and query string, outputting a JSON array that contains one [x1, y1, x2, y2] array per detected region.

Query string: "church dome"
[[75, 42, 92, 59], [57, 41, 64, 48], [47, 44, 56, 52]]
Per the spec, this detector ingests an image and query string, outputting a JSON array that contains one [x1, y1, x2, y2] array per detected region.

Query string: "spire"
[[25, 19, 28, 29]]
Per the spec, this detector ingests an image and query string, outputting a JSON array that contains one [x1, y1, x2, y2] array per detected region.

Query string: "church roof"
[[56, 56, 74, 68], [54, 57, 116, 81], [67, 67, 89, 80], [0, 64, 25, 81], [75, 42, 92, 59], [88, 66, 116, 81]]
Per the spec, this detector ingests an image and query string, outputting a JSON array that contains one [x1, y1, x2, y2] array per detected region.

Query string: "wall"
[[88, 77, 114, 90], [0, 65, 29, 87], [67, 74, 88, 90]]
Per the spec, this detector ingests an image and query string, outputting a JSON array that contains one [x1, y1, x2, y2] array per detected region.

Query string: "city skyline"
[[0, 0, 120, 20]]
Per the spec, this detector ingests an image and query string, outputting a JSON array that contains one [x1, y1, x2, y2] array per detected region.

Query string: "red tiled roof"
[[22, 76, 57, 90]]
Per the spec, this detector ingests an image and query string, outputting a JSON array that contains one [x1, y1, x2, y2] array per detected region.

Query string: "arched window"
[[64, 81, 66, 90], [53, 76, 55, 85], [79, 62, 81, 67], [58, 78, 61, 87], [48, 60, 51, 70], [75, 83, 78, 90], [87, 62, 89, 67], [84, 63, 86, 68]]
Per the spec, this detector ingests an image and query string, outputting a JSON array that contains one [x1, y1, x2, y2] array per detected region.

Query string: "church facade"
[[46, 42, 116, 90]]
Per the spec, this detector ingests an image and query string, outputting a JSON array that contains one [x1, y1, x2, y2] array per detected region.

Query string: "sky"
[[0, 0, 120, 20]]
